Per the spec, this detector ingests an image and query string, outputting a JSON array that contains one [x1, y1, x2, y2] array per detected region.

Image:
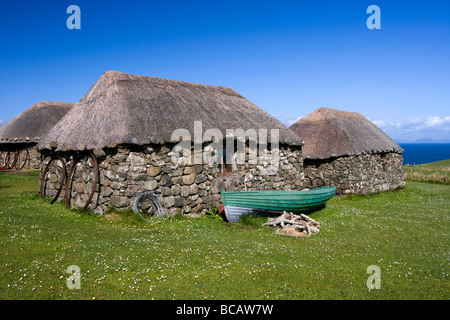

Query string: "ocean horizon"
[[399, 143, 450, 165]]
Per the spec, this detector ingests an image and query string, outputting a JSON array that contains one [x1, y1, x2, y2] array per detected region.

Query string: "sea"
[[399, 143, 450, 165]]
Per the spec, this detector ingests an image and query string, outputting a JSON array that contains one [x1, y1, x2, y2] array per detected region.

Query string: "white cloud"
[[405, 117, 422, 125], [0, 119, 4, 125], [372, 115, 450, 142], [425, 116, 444, 126], [285, 115, 303, 126], [372, 119, 386, 127]]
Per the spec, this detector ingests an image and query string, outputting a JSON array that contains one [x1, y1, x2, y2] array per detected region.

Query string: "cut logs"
[[262, 211, 321, 238]]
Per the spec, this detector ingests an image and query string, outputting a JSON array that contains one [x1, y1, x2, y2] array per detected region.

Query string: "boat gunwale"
[[221, 186, 337, 219], [221, 186, 337, 196]]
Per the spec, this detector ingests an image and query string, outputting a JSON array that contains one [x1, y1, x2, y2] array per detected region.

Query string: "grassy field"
[[404, 159, 450, 185], [0, 171, 448, 300]]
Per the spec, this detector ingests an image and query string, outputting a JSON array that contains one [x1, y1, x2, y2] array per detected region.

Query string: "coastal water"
[[399, 143, 450, 165]]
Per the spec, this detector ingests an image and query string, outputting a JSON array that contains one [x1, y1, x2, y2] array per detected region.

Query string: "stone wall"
[[304, 152, 405, 195], [40, 142, 304, 216], [29, 147, 41, 169], [0, 145, 41, 170]]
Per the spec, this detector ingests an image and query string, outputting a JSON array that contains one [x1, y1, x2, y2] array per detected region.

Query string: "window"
[[221, 148, 234, 173]]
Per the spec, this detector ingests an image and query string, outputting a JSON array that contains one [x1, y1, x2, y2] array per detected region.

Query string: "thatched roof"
[[40, 71, 302, 150], [289, 107, 402, 159], [0, 101, 74, 145]]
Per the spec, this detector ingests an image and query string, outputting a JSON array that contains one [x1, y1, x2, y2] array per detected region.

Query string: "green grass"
[[0, 172, 449, 300], [404, 159, 450, 185]]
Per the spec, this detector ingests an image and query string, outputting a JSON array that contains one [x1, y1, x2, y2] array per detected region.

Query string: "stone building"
[[289, 107, 405, 195], [39, 71, 305, 216], [0, 101, 74, 170]]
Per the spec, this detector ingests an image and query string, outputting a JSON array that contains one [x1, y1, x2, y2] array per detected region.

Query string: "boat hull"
[[221, 186, 336, 223]]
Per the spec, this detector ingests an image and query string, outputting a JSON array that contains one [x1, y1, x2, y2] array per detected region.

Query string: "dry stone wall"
[[304, 152, 405, 195], [40, 143, 304, 216], [0, 145, 41, 169]]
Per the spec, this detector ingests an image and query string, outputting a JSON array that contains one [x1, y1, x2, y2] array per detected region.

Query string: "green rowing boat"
[[221, 186, 336, 222]]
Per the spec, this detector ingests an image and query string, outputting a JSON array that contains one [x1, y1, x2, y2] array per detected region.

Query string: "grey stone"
[[181, 186, 190, 197], [189, 183, 198, 194], [172, 168, 183, 177], [168, 207, 182, 217], [175, 196, 184, 207], [182, 173, 196, 185], [160, 174, 172, 187], [147, 166, 162, 177], [101, 187, 113, 197], [171, 185, 181, 196], [194, 165, 203, 174], [110, 196, 129, 208], [144, 180, 158, 190], [184, 167, 195, 174], [195, 174, 207, 184], [163, 196, 175, 208], [127, 173, 147, 181], [161, 187, 171, 196], [127, 152, 146, 166]]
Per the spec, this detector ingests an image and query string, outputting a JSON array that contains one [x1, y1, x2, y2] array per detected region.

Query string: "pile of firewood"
[[262, 211, 321, 238]]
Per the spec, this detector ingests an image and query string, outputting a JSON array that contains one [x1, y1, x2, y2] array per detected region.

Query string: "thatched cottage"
[[289, 107, 405, 195], [0, 101, 74, 169], [39, 71, 305, 215]]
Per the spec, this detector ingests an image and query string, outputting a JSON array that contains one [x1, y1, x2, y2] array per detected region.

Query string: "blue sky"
[[0, 0, 449, 142]]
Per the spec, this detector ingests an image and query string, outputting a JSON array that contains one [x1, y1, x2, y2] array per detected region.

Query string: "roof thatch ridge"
[[289, 107, 402, 159], [40, 71, 302, 151], [0, 101, 75, 144], [102, 70, 243, 94]]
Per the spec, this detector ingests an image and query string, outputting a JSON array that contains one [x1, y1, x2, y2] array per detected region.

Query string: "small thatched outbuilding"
[[289, 107, 405, 195], [0, 101, 74, 169], [39, 71, 305, 215]]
